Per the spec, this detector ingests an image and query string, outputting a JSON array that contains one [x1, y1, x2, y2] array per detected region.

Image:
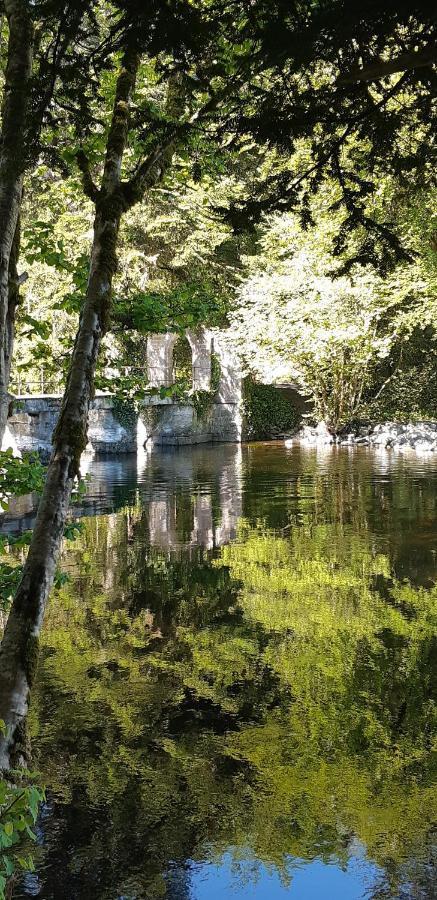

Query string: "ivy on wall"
[[111, 397, 138, 431], [191, 352, 221, 422], [242, 378, 300, 440]]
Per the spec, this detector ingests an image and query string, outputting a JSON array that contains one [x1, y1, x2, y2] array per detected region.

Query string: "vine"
[[111, 397, 138, 431], [242, 377, 300, 439], [191, 352, 221, 421]]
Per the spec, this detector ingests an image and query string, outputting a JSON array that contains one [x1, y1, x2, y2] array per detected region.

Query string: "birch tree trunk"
[[0, 0, 33, 443], [0, 45, 140, 770]]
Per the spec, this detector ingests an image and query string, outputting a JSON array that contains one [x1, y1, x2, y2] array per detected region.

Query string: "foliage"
[[0, 533, 31, 613], [242, 378, 300, 439], [111, 398, 138, 432], [0, 744, 44, 899], [230, 188, 437, 430], [0, 452, 45, 608], [361, 328, 437, 422], [222, 1, 436, 268], [189, 390, 211, 421], [0, 451, 45, 512], [231, 212, 388, 430], [191, 352, 221, 421], [210, 352, 221, 394], [172, 335, 192, 387]]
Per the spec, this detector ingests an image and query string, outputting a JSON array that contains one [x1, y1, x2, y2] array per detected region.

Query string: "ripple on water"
[[3, 442, 436, 900]]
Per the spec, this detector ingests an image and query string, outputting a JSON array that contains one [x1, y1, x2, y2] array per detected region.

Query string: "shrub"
[[0, 753, 44, 899]]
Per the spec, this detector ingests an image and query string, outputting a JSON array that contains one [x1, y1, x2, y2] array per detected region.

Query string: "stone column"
[[209, 332, 243, 442], [215, 446, 243, 545], [147, 333, 178, 387], [212, 332, 242, 403], [186, 327, 212, 391], [148, 498, 178, 551]]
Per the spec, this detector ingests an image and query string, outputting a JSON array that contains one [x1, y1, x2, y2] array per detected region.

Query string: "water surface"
[[8, 443, 437, 899]]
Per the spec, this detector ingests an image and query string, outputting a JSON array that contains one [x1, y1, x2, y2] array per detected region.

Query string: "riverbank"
[[288, 421, 437, 451]]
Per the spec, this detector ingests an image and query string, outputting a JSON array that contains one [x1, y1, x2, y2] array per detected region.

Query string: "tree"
[[0, 0, 246, 768], [229, 177, 437, 429], [220, 0, 436, 268], [0, 0, 102, 442], [0, 0, 34, 442]]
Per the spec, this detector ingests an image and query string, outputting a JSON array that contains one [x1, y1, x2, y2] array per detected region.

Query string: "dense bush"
[[363, 369, 436, 422], [362, 331, 437, 423], [243, 378, 300, 440]]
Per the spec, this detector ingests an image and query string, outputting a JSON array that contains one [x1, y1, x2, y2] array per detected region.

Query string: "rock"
[[293, 421, 334, 446], [414, 439, 436, 452], [290, 419, 437, 453], [315, 421, 332, 438]]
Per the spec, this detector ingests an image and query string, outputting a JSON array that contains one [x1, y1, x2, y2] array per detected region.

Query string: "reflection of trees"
[[19, 453, 437, 899], [243, 446, 437, 584], [218, 520, 437, 895]]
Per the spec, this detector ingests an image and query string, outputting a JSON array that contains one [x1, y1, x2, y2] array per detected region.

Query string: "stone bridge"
[[4, 328, 242, 457]]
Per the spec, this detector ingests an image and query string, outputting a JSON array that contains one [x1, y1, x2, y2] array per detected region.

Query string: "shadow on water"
[[0, 443, 436, 899]]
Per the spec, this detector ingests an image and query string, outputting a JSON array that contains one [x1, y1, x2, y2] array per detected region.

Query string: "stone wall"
[[142, 327, 242, 446], [4, 328, 243, 455], [4, 395, 137, 458], [139, 399, 241, 446]]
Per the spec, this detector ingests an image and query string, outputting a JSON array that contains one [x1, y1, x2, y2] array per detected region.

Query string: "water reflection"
[[2, 443, 436, 899]]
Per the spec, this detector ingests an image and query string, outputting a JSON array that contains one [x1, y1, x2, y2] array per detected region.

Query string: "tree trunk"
[[0, 45, 140, 770], [0, 0, 33, 444]]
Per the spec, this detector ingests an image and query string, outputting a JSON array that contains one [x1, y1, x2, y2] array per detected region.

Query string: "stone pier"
[[4, 395, 138, 458]]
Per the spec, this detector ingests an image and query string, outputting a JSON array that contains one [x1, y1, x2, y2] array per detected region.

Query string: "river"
[[4, 442, 436, 899]]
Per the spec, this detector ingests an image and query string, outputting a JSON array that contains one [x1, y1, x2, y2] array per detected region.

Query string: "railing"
[[10, 374, 65, 396], [9, 364, 212, 397]]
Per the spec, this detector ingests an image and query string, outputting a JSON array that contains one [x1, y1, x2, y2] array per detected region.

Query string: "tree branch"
[[76, 148, 99, 203], [121, 131, 182, 207], [122, 87, 226, 209], [338, 43, 437, 84]]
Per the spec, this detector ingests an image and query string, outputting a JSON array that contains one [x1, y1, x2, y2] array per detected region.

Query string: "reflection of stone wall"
[[1, 442, 243, 552], [140, 444, 243, 551]]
